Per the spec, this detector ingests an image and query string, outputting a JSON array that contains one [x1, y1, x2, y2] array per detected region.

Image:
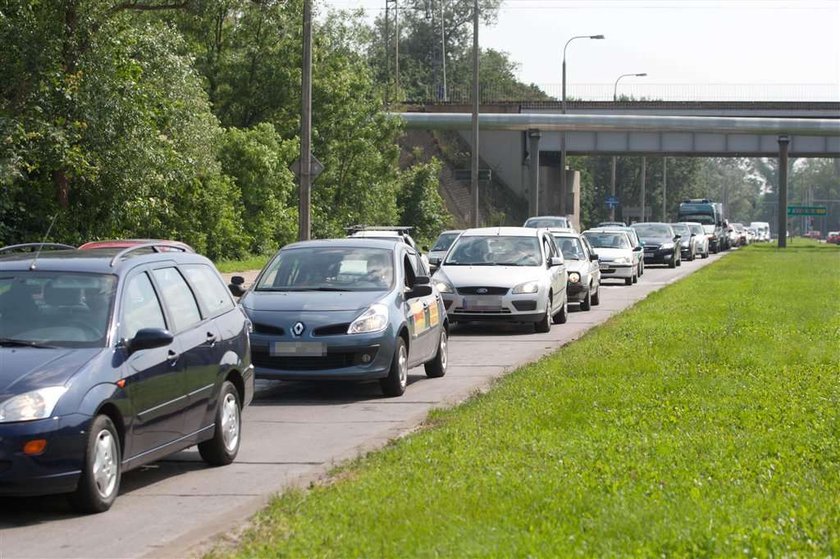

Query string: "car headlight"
[[568, 272, 581, 283], [660, 243, 674, 250], [680, 240, 690, 247], [512, 280, 540, 294], [347, 304, 389, 334], [0, 387, 67, 423], [434, 280, 454, 294], [613, 257, 630, 264]]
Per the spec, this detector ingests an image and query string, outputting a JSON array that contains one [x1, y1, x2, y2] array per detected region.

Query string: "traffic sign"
[[290, 154, 325, 180], [787, 205, 827, 217], [605, 195, 619, 209]]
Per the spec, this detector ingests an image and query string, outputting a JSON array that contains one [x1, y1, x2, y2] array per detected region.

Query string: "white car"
[[347, 226, 431, 270], [686, 221, 710, 258], [551, 231, 601, 311], [433, 227, 568, 332], [427, 230, 462, 270], [582, 229, 638, 285]]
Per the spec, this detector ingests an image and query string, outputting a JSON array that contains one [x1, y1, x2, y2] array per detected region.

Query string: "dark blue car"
[[0, 243, 253, 512], [232, 238, 449, 397]]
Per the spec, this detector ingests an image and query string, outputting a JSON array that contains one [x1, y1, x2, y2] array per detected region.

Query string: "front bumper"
[[441, 288, 547, 323], [0, 414, 88, 497], [643, 248, 675, 264], [566, 282, 588, 302], [250, 331, 396, 381], [598, 261, 633, 279]]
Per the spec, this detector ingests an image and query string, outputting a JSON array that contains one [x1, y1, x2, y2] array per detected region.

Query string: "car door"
[[403, 249, 436, 365], [542, 234, 565, 312], [581, 236, 601, 287], [150, 265, 217, 438], [118, 270, 186, 458]]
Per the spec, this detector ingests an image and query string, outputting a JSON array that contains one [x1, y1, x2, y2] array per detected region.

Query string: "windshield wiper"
[[0, 338, 56, 349]]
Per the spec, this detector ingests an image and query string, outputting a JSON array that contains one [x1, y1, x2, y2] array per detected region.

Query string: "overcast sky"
[[324, 0, 840, 101]]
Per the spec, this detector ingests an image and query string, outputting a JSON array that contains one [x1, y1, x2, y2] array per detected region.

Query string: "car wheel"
[[580, 286, 591, 311], [624, 276, 632, 285], [424, 330, 448, 378], [381, 337, 408, 397], [676, 255, 682, 267], [669, 254, 677, 268], [535, 297, 552, 332], [591, 283, 601, 306], [69, 415, 121, 514], [632, 270, 638, 283], [198, 381, 241, 466]]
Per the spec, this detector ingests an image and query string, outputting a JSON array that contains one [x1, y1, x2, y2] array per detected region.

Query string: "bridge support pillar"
[[778, 135, 790, 248], [528, 129, 541, 216]]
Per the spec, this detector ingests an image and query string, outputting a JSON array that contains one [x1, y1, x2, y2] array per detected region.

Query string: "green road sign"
[[787, 205, 827, 217]]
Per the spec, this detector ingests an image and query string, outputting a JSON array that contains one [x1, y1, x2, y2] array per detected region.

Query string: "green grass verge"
[[217, 245, 840, 558], [214, 255, 270, 274]]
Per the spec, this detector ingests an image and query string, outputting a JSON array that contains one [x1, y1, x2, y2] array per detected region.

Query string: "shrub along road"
[[2, 250, 738, 557]]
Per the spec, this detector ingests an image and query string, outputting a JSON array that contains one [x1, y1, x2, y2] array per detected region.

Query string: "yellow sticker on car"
[[410, 301, 426, 332], [428, 302, 440, 327]]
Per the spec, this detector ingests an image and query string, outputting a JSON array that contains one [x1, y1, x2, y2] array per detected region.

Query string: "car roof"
[[281, 238, 406, 251], [78, 239, 195, 252], [436, 230, 463, 236], [0, 244, 211, 274], [459, 226, 545, 238]]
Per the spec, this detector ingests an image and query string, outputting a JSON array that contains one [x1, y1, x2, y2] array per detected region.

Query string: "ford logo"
[[476, 288, 488, 294], [292, 322, 306, 336]]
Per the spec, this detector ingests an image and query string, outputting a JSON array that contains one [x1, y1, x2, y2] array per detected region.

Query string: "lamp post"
[[610, 72, 646, 221], [560, 34, 604, 215]]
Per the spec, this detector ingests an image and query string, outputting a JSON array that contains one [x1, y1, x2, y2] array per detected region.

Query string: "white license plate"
[[271, 341, 326, 356], [463, 296, 503, 311]]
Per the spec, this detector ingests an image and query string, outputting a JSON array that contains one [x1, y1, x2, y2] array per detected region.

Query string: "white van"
[[750, 221, 771, 242]]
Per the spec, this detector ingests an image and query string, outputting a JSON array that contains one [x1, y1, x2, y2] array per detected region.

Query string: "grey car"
[[551, 232, 601, 310]]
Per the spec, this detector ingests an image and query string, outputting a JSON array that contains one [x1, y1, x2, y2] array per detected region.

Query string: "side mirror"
[[415, 275, 431, 285], [408, 284, 433, 298], [589, 253, 599, 261], [549, 256, 564, 267], [633, 246, 642, 252], [673, 235, 681, 241], [126, 328, 173, 355], [229, 275, 247, 297], [422, 245, 429, 252]]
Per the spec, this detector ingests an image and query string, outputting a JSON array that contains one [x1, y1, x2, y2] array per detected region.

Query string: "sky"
[[322, 0, 840, 101]]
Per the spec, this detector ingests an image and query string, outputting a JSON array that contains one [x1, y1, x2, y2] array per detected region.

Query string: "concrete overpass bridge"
[[396, 102, 840, 245]]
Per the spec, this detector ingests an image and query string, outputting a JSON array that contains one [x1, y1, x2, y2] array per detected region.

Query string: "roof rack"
[[109, 242, 191, 267], [0, 242, 76, 254], [344, 224, 413, 233]]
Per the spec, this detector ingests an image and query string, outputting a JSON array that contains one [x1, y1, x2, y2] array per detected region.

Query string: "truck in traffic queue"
[[677, 199, 729, 253]]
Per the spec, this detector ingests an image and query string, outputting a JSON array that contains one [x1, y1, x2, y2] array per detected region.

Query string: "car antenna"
[[29, 214, 59, 271]]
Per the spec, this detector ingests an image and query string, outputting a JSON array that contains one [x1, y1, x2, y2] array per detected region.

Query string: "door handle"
[[205, 332, 218, 347], [167, 350, 180, 366]]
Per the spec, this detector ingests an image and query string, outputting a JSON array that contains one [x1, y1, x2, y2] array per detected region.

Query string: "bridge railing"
[[404, 83, 839, 105]]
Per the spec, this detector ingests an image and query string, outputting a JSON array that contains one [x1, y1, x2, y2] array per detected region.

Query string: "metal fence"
[[406, 83, 840, 104]]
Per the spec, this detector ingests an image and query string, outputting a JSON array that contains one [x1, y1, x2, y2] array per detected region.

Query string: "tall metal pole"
[[299, 0, 313, 241], [662, 156, 667, 221], [612, 72, 645, 224], [778, 135, 790, 247], [470, 0, 479, 227], [395, 0, 399, 97], [610, 156, 617, 221], [384, 0, 390, 106], [440, 0, 447, 101], [640, 156, 646, 223]]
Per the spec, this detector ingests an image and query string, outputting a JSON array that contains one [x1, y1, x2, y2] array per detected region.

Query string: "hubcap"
[[92, 429, 118, 499], [439, 332, 448, 371], [398, 344, 408, 388], [221, 392, 240, 452]]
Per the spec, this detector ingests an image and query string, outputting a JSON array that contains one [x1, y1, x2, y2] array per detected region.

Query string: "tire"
[[424, 329, 448, 378], [535, 297, 552, 332], [381, 337, 408, 397], [198, 381, 242, 466], [69, 415, 121, 514], [591, 284, 601, 306], [669, 254, 677, 268], [553, 300, 568, 324], [580, 286, 591, 311], [676, 255, 682, 267], [624, 276, 632, 285], [632, 271, 638, 283]]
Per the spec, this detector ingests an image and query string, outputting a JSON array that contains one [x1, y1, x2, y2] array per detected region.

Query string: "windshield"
[[689, 224, 705, 236], [633, 224, 674, 239], [524, 217, 568, 229], [431, 232, 460, 252], [583, 232, 630, 249], [256, 247, 395, 291], [553, 236, 585, 260], [671, 224, 691, 236], [0, 272, 116, 348], [445, 235, 542, 266]]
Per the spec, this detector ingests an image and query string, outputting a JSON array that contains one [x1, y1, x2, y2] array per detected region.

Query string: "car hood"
[[703, 225, 716, 234], [0, 347, 100, 397], [563, 260, 589, 274], [241, 289, 386, 313], [437, 265, 549, 287], [638, 236, 672, 245]]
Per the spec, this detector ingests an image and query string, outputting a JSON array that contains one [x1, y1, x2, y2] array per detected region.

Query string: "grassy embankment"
[[216, 243, 840, 557], [214, 255, 270, 274]]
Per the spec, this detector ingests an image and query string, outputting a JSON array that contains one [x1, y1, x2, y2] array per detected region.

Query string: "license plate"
[[463, 296, 502, 311], [271, 341, 326, 356]]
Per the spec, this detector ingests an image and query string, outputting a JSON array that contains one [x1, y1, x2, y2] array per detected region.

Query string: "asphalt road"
[[0, 252, 728, 558]]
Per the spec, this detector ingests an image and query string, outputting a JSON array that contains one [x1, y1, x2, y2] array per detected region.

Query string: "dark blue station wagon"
[[0, 243, 254, 512]]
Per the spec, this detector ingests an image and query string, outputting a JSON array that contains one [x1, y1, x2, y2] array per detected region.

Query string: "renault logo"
[[476, 288, 488, 294], [292, 322, 306, 337]]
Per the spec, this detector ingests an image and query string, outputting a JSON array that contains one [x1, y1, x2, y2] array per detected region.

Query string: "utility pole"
[[778, 135, 790, 247], [610, 157, 617, 221], [470, 0, 479, 226], [440, 0, 447, 101], [384, 0, 390, 106], [299, 0, 313, 241], [640, 156, 646, 222], [662, 157, 667, 221], [395, 0, 400, 96]]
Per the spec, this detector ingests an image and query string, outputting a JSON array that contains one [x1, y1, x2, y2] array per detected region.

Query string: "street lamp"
[[610, 72, 646, 221], [560, 34, 604, 215], [613, 72, 647, 102]]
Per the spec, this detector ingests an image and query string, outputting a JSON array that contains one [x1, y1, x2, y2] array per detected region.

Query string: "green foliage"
[[215, 246, 840, 557], [397, 157, 451, 245]]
